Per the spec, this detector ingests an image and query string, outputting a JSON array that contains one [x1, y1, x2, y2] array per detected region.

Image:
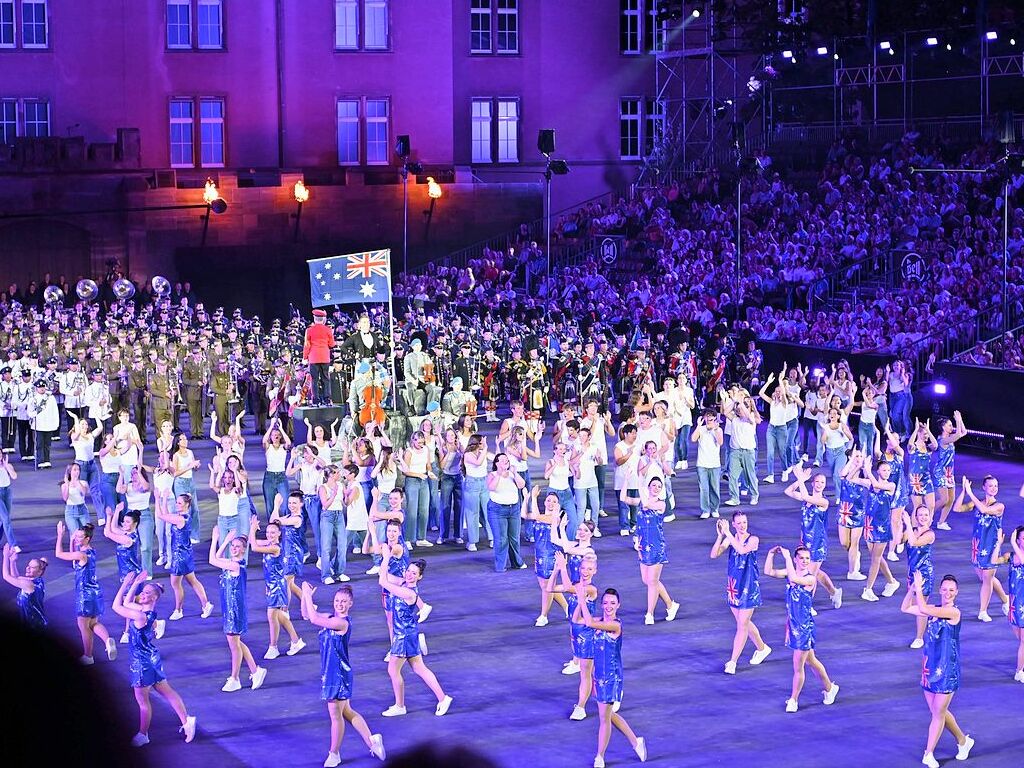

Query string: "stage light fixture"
[[1012, 38, 1017, 46], [691, 9, 700, 18], [888, 48, 895, 56], [816, 46, 828, 55], [945, 43, 952, 50], [879, 41, 891, 50], [926, 37, 938, 46], [782, 49, 793, 59], [203, 178, 219, 205], [833, 52, 839, 60], [933, 382, 948, 395], [986, 31, 998, 41]]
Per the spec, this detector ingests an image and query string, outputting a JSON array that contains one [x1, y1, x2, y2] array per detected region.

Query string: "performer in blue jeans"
[[486, 453, 527, 572], [318, 465, 351, 584]]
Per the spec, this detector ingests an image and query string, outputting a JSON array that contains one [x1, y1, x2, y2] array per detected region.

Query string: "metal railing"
[[772, 114, 1024, 148], [806, 249, 898, 312]]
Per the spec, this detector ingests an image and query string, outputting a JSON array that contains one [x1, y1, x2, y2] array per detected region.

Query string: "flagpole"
[[386, 252, 398, 410]]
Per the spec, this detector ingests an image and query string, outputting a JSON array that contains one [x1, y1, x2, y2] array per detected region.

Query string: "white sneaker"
[[287, 638, 306, 656], [417, 540, 434, 548], [847, 571, 867, 581], [201, 602, 214, 619], [169, 609, 185, 621], [369, 733, 386, 761], [131, 732, 150, 747], [352, 547, 361, 555], [886, 551, 899, 562], [156, 555, 165, 567], [535, 615, 549, 627], [724, 660, 737, 675], [316, 557, 322, 569], [1014, 670, 1024, 683], [823, 682, 839, 705], [978, 611, 992, 622], [634, 736, 648, 762], [594, 756, 606, 768], [106, 637, 118, 661], [956, 735, 975, 761], [937, 522, 952, 531], [644, 613, 655, 625], [324, 752, 342, 768], [79, 655, 94, 665], [725, 499, 741, 507], [562, 660, 580, 675], [418, 634, 428, 656], [323, 576, 335, 585], [337, 574, 351, 582], [1003, 601, 1011, 616], [749, 498, 759, 506], [785, 698, 798, 713], [763, 475, 775, 484], [679, 461, 688, 470], [365, 565, 380, 575], [381, 704, 407, 717], [435, 695, 453, 716], [593, 528, 603, 537], [750, 644, 773, 665], [263, 646, 280, 660], [619, 529, 630, 536], [832, 588, 843, 609], [221, 677, 242, 692], [663, 514, 676, 523], [861, 588, 878, 602], [699, 512, 710, 519], [781, 469, 791, 482], [155, 620, 166, 640], [922, 753, 939, 768], [666, 602, 680, 621], [120, 631, 129, 644], [569, 705, 587, 720], [181, 714, 196, 743], [467, 543, 478, 552], [711, 511, 720, 518], [250, 666, 267, 690], [910, 638, 925, 649], [882, 580, 901, 598], [418, 603, 433, 623], [675, 461, 685, 470]]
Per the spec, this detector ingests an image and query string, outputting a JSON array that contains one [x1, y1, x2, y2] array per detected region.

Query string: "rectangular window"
[[21, 0, 46, 47], [364, 0, 387, 49], [644, 98, 664, 156], [0, 99, 16, 144], [496, 98, 518, 163], [620, 97, 640, 160], [22, 98, 48, 137], [471, 98, 492, 164], [336, 99, 359, 164], [169, 98, 194, 167], [199, 98, 225, 167], [496, 0, 517, 53], [334, 0, 357, 49], [167, 0, 191, 48], [0, 1, 14, 47], [620, 0, 640, 54], [470, 0, 491, 53], [364, 98, 389, 165], [644, 3, 665, 53], [197, 0, 223, 49]]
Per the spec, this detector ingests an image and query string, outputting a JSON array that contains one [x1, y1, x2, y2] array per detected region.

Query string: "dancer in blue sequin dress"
[[523, 486, 570, 627], [764, 546, 839, 713], [378, 549, 452, 718], [548, 549, 599, 720], [251, 518, 304, 660], [836, 451, 867, 580], [619, 477, 679, 625], [785, 465, 842, 610], [991, 525, 1024, 682], [55, 521, 116, 664], [852, 459, 901, 602], [300, 582, 386, 766], [270, 490, 306, 607], [901, 571, 974, 767], [2, 543, 47, 629], [112, 571, 196, 747], [577, 586, 647, 768], [209, 526, 267, 693], [933, 412, 966, 531], [959, 475, 1010, 621], [155, 489, 214, 622], [710, 511, 771, 674], [907, 420, 937, 506], [103, 507, 144, 644]]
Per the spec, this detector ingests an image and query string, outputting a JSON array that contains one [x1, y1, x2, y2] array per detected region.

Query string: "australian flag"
[[308, 249, 392, 308]]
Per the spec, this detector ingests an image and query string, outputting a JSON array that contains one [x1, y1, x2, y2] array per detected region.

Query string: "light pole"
[[292, 179, 310, 242]]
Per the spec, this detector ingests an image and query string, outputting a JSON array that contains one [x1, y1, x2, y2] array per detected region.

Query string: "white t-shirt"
[[730, 418, 757, 451], [265, 445, 287, 473], [575, 445, 599, 489], [696, 428, 722, 469], [612, 440, 640, 491], [490, 474, 519, 504], [346, 484, 368, 531]]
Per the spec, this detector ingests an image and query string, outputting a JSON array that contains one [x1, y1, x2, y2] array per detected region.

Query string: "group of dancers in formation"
[[1, 387, 1023, 768]]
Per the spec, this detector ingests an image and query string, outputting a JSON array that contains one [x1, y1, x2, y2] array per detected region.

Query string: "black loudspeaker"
[[395, 134, 411, 157], [537, 129, 555, 155]]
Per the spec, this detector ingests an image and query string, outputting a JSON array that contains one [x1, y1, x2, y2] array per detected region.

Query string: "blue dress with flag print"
[[636, 504, 668, 566], [593, 620, 624, 704], [921, 615, 960, 694], [799, 501, 828, 563], [885, 449, 910, 510], [533, 521, 557, 578], [726, 536, 762, 609], [907, 445, 934, 496], [74, 548, 103, 618], [865, 487, 894, 545], [382, 544, 410, 613], [129, 610, 167, 688], [220, 559, 248, 635], [115, 531, 142, 580], [169, 513, 195, 576], [971, 509, 1002, 570], [566, 589, 598, 659], [785, 581, 815, 651], [262, 549, 288, 609], [906, 533, 934, 596], [1008, 560, 1024, 629], [932, 442, 955, 490], [16, 577, 46, 629], [320, 619, 354, 701], [837, 478, 864, 528], [281, 522, 303, 577], [389, 586, 420, 658]]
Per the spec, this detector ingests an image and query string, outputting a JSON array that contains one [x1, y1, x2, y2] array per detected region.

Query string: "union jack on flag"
[[307, 249, 392, 307]]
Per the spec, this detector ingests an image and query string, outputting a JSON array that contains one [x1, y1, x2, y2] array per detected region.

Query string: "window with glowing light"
[[167, 0, 191, 48], [335, 0, 389, 51], [364, 0, 388, 49], [471, 99, 492, 164], [21, 0, 45, 47], [336, 99, 359, 164], [200, 98, 225, 167], [0, 1, 14, 47], [365, 98, 389, 165], [197, 0, 223, 49], [496, 98, 519, 163], [169, 98, 194, 167]]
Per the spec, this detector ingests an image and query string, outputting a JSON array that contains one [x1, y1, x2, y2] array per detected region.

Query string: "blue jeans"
[[858, 422, 877, 453], [76, 459, 104, 522], [824, 446, 848, 494], [890, 391, 912, 438], [0, 486, 15, 547], [785, 418, 800, 468], [64, 503, 91, 533], [727, 448, 758, 503], [302, 494, 322, 559], [439, 474, 464, 540], [100, 472, 119, 523], [518, 469, 534, 541], [552, 487, 578, 532], [799, 418, 817, 458], [172, 476, 200, 543], [575, 485, 601, 524], [262, 471, 289, 521], [404, 476, 430, 542], [697, 466, 721, 516], [320, 508, 347, 580], [217, 514, 243, 548], [138, 507, 155, 573], [765, 424, 788, 476], [617, 488, 638, 530], [427, 470, 440, 532], [463, 476, 489, 545], [486, 500, 523, 572], [675, 424, 692, 463]]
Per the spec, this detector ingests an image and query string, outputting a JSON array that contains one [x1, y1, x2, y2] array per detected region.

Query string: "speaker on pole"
[[395, 134, 411, 158], [537, 129, 555, 156]]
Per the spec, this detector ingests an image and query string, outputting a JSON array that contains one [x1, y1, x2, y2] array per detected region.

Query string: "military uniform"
[[182, 353, 207, 438], [128, 363, 148, 436], [209, 362, 231, 436], [149, 363, 174, 432]]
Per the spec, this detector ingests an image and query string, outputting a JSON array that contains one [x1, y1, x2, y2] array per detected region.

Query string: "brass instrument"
[[228, 354, 241, 404]]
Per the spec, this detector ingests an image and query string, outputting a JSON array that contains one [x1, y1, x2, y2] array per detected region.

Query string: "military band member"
[[84, 367, 113, 438], [128, 356, 148, 439], [522, 347, 548, 415], [106, 346, 129, 417], [209, 357, 231, 435], [29, 378, 59, 469], [0, 367, 15, 454], [60, 358, 89, 438], [480, 348, 501, 423], [403, 338, 440, 417], [182, 348, 207, 439], [149, 358, 174, 433], [14, 370, 35, 461]]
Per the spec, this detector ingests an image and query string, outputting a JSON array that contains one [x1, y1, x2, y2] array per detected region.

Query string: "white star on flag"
[[359, 281, 376, 298], [320, 280, 326, 286], [324, 292, 332, 301], [334, 273, 341, 280], [324, 263, 331, 270], [316, 272, 323, 280]]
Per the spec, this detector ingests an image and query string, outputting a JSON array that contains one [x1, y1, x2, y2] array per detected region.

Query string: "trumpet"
[[228, 355, 241, 404]]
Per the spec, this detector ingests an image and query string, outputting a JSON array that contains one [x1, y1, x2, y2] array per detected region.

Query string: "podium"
[[292, 406, 347, 445]]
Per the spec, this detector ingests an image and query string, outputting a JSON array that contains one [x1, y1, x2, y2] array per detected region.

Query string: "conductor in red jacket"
[[303, 309, 335, 406]]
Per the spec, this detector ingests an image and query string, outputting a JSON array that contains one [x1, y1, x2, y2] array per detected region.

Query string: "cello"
[[359, 365, 386, 428]]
